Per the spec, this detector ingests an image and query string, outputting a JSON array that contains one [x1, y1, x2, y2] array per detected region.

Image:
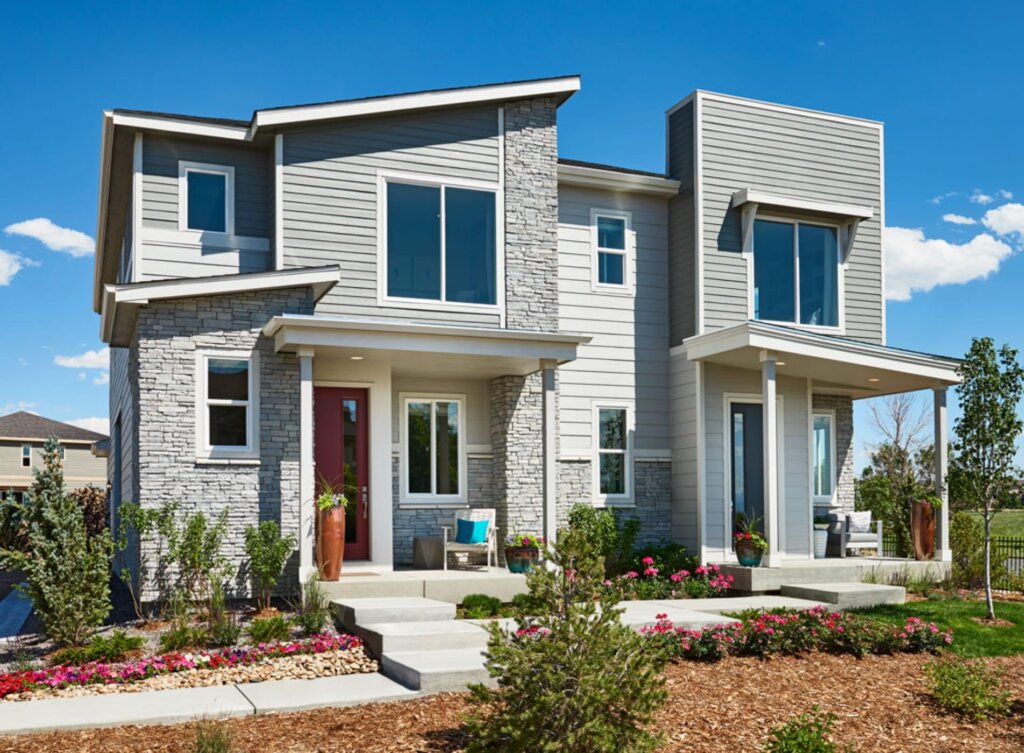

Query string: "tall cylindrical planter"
[[317, 507, 346, 581], [813, 528, 829, 559], [911, 500, 936, 561]]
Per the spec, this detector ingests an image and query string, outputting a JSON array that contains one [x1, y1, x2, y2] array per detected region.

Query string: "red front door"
[[314, 387, 370, 560]]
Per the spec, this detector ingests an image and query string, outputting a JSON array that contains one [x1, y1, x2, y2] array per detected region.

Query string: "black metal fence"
[[881, 532, 1024, 592]]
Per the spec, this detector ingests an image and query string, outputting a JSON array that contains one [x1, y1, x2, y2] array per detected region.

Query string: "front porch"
[[318, 566, 528, 604]]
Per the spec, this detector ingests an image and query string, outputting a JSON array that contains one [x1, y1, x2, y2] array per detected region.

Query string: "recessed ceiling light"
[[776, 361, 786, 366], [350, 356, 364, 361], [868, 377, 880, 382]]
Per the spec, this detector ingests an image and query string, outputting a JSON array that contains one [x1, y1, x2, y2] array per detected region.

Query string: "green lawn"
[[856, 598, 1024, 657], [967, 509, 1024, 537]]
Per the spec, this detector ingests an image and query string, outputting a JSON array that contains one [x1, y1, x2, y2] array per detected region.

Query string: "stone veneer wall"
[[132, 288, 313, 599], [391, 455, 495, 566], [812, 394, 855, 512], [557, 459, 673, 548], [503, 98, 559, 332]]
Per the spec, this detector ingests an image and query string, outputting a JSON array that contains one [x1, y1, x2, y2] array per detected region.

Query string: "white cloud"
[[970, 189, 994, 205], [1, 401, 37, 414], [54, 347, 109, 370], [885, 226, 1013, 301], [930, 191, 958, 204], [999, 189, 1014, 200], [67, 417, 109, 435], [93, 372, 110, 386], [942, 213, 977, 226], [0, 250, 27, 285], [4, 218, 94, 257], [982, 202, 1024, 238]]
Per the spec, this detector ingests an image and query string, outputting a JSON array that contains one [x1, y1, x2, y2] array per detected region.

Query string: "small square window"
[[597, 217, 626, 250], [597, 252, 624, 285]]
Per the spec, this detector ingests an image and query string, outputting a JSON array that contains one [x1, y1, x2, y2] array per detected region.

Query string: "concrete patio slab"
[[781, 582, 906, 609], [356, 619, 489, 656], [0, 685, 254, 735], [381, 648, 492, 692], [331, 597, 455, 630], [236, 672, 417, 714], [666, 595, 831, 615], [617, 601, 742, 631]]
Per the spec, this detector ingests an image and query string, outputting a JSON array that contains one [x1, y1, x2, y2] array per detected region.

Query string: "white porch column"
[[541, 360, 558, 547], [298, 348, 316, 581], [933, 386, 951, 562], [761, 352, 781, 567]]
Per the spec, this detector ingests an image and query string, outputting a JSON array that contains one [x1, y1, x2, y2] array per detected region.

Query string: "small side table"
[[413, 536, 445, 569]]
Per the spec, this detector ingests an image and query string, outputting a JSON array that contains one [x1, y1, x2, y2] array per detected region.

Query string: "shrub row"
[[641, 606, 953, 661]]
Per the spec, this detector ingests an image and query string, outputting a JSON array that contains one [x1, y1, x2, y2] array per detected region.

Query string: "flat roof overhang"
[[263, 315, 592, 378], [679, 321, 960, 398]]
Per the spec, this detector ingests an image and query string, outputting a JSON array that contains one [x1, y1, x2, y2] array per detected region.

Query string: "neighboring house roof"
[[0, 412, 107, 443], [557, 158, 668, 179]]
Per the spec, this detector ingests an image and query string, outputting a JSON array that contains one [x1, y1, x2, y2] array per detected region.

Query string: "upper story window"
[[594, 404, 633, 505], [196, 351, 258, 460], [179, 161, 235, 234], [812, 412, 836, 502], [402, 395, 465, 503], [21, 444, 30, 468], [382, 176, 497, 307], [753, 219, 839, 328], [57, 446, 65, 462], [592, 210, 631, 290]]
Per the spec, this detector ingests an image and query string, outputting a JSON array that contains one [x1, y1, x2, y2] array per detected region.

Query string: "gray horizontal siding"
[[667, 101, 695, 345], [698, 96, 884, 344], [280, 105, 502, 326], [669, 354, 699, 550], [557, 185, 670, 456]]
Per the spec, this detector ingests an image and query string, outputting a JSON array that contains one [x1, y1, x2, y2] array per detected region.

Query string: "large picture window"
[[403, 396, 464, 501], [594, 405, 632, 504], [753, 219, 839, 328], [197, 352, 258, 459], [384, 178, 497, 306]]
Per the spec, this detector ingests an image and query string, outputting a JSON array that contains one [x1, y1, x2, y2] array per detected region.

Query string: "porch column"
[[761, 352, 781, 567], [298, 348, 316, 581], [933, 386, 951, 562], [541, 360, 558, 548]]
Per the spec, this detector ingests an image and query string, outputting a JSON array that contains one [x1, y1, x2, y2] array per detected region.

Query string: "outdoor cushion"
[[847, 512, 872, 533], [456, 517, 489, 545], [847, 532, 878, 543]]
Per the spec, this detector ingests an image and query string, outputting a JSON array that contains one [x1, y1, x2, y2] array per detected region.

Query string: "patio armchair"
[[829, 511, 883, 557], [440, 508, 497, 570]]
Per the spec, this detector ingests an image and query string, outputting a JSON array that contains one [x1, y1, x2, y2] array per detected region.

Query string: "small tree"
[[0, 437, 113, 645], [465, 526, 667, 753], [950, 337, 1024, 620], [243, 520, 295, 611]]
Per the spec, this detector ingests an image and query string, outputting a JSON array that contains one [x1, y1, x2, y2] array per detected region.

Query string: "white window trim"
[[21, 444, 30, 468], [811, 409, 838, 505], [590, 208, 634, 294], [375, 169, 504, 317], [747, 214, 846, 334], [178, 161, 236, 236], [195, 349, 260, 461], [592, 402, 634, 506], [399, 392, 468, 506]]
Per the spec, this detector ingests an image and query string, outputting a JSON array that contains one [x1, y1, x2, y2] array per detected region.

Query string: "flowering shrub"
[[608, 561, 734, 601], [644, 607, 952, 662], [0, 633, 362, 699]]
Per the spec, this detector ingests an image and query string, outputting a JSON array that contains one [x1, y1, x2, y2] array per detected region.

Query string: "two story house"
[[93, 76, 959, 592]]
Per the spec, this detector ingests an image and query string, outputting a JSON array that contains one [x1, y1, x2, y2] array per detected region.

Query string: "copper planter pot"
[[911, 500, 936, 561], [317, 506, 346, 581]]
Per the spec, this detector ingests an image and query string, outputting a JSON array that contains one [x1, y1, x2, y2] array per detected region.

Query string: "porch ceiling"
[[263, 314, 592, 378], [680, 321, 961, 399]]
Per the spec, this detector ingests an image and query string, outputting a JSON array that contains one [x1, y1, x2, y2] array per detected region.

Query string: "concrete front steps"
[[781, 582, 906, 609], [332, 597, 494, 692]]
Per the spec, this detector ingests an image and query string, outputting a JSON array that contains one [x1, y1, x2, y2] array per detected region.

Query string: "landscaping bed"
[[4, 652, 1022, 752]]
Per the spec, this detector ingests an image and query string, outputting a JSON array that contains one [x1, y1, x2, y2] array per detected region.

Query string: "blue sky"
[[1, 1, 1022, 470]]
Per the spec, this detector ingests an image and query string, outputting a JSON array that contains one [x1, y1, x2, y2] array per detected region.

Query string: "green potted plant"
[[504, 533, 545, 573], [733, 514, 768, 567], [912, 493, 942, 561], [315, 476, 351, 581], [813, 514, 830, 559]]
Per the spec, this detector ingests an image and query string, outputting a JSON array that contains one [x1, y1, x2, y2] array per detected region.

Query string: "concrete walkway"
[[0, 673, 417, 735]]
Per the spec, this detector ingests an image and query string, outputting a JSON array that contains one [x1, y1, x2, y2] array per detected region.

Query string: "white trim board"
[[557, 163, 680, 196]]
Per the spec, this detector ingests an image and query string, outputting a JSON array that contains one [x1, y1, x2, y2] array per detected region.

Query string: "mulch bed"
[[2, 653, 1023, 752]]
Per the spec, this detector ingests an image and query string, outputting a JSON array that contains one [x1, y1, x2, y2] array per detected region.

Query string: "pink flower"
[[644, 567, 659, 577], [642, 556, 655, 566]]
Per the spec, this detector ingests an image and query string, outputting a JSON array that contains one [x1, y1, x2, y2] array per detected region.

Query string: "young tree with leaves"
[[949, 337, 1024, 621]]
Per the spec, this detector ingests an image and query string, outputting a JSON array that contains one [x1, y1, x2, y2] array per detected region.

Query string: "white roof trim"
[[101, 266, 341, 346], [557, 163, 680, 196], [251, 77, 581, 132], [109, 112, 249, 141], [731, 189, 874, 220], [681, 321, 960, 385]]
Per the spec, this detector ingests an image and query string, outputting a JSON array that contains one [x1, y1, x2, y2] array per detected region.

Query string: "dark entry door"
[[314, 387, 370, 560], [730, 402, 764, 541]]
